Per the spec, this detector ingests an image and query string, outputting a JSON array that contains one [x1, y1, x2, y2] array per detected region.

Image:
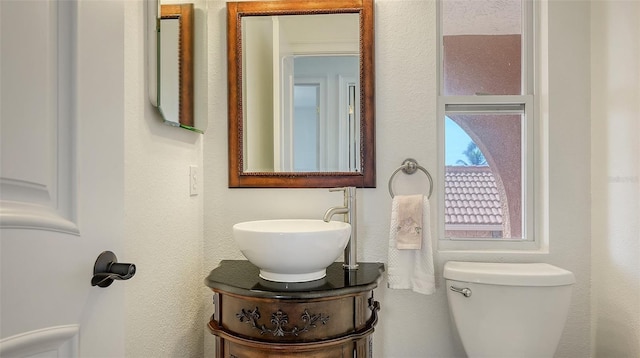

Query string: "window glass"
[[441, 0, 522, 96], [439, 0, 533, 243], [444, 110, 524, 239]]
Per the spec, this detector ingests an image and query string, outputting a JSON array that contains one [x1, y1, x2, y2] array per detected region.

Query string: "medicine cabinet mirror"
[[228, 0, 375, 188], [149, 0, 207, 133]]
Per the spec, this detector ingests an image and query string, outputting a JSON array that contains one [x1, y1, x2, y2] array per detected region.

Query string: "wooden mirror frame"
[[227, 0, 375, 188], [161, 4, 195, 129]]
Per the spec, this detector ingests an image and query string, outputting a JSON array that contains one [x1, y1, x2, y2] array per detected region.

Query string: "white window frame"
[[437, 0, 542, 251]]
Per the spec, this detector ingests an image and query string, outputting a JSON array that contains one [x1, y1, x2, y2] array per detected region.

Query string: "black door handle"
[[91, 251, 136, 288]]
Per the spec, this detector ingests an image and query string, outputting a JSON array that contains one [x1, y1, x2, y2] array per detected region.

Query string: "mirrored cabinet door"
[[149, 0, 207, 133]]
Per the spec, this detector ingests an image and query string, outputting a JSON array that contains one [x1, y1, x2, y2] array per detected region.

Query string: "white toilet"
[[443, 261, 575, 358]]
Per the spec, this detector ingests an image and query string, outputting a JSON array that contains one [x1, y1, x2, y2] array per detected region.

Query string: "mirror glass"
[[242, 14, 359, 173], [228, 0, 375, 188], [159, 14, 181, 125], [152, 1, 207, 133]]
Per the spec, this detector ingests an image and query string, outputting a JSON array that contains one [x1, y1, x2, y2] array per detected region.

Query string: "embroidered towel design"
[[395, 194, 423, 250]]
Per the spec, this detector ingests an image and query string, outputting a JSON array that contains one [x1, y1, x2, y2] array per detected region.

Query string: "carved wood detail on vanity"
[[206, 261, 384, 357], [236, 307, 330, 337], [220, 293, 357, 342]]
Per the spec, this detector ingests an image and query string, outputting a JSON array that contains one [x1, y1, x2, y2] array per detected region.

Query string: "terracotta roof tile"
[[445, 166, 502, 226]]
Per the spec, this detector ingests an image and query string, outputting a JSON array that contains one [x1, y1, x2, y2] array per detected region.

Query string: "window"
[[438, 0, 535, 243]]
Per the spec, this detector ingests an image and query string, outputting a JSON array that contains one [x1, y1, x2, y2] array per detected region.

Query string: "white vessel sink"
[[233, 219, 351, 282]]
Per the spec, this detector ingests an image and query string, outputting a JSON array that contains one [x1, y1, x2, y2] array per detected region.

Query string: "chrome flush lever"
[[450, 286, 472, 298]]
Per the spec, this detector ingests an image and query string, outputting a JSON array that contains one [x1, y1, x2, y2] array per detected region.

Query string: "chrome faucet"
[[323, 187, 358, 270]]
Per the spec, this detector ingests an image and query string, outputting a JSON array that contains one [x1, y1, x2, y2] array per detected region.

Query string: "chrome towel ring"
[[388, 158, 433, 199]]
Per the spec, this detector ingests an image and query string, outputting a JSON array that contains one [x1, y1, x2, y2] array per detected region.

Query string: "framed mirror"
[[148, 0, 207, 133], [160, 4, 194, 129], [228, 0, 375, 188]]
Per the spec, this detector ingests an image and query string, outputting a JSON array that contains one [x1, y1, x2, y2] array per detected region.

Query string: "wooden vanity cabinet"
[[205, 261, 384, 358]]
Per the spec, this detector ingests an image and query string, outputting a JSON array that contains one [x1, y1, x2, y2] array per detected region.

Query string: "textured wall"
[[591, 1, 640, 356], [123, 1, 205, 357], [204, 1, 591, 356]]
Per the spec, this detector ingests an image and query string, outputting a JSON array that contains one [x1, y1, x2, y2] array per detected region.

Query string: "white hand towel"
[[387, 195, 436, 295]]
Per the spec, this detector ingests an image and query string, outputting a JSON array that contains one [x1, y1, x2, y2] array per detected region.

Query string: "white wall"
[[591, 1, 640, 356], [204, 0, 592, 357], [123, 1, 204, 356]]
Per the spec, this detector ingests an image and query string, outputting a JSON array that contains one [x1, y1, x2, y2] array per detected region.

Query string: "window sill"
[[437, 239, 548, 254]]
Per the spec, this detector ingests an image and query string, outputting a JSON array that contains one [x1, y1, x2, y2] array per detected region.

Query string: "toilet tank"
[[443, 261, 576, 358]]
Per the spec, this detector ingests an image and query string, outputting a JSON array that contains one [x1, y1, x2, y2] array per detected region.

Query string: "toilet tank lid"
[[443, 261, 576, 286]]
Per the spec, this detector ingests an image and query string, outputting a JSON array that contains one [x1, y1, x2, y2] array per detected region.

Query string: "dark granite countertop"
[[205, 260, 385, 300]]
